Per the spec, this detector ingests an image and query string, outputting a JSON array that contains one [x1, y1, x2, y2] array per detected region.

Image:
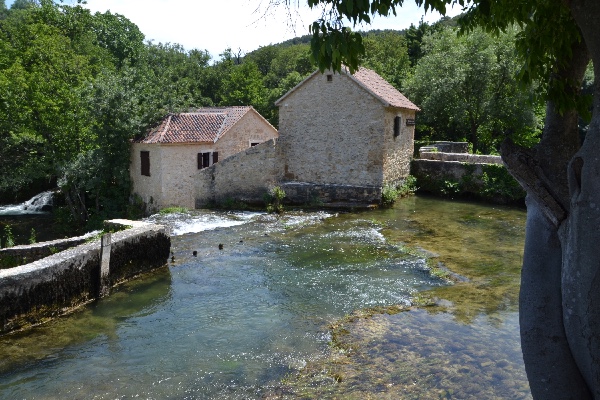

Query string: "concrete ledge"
[[0, 231, 100, 269], [0, 219, 170, 335]]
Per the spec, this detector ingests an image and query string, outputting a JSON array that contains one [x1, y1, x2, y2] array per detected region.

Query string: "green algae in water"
[[275, 308, 530, 400], [273, 196, 530, 399]]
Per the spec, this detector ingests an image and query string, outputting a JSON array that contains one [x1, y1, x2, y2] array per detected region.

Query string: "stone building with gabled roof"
[[273, 66, 419, 203], [130, 106, 278, 211], [194, 67, 419, 207]]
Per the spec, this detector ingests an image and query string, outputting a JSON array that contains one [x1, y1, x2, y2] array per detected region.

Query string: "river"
[[0, 195, 529, 399]]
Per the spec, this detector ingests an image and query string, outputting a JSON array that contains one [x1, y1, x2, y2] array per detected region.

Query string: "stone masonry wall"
[[215, 109, 278, 158], [195, 139, 278, 207], [420, 142, 470, 154], [158, 144, 212, 210], [0, 220, 170, 335], [382, 107, 417, 185], [412, 159, 488, 183], [276, 72, 386, 188], [281, 182, 382, 205], [130, 142, 164, 212]]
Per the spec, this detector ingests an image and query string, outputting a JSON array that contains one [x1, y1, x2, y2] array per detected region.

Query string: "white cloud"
[[8, 0, 461, 59]]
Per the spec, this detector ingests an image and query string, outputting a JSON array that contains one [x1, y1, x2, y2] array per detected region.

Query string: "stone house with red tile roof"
[[194, 67, 419, 206], [130, 106, 278, 211], [274, 66, 419, 203]]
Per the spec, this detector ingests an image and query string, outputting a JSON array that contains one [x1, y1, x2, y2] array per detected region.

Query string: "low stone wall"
[[419, 151, 502, 164], [0, 219, 170, 335], [0, 231, 100, 269], [412, 159, 487, 184], [411, 158, 525, 204], [195, 139, 279, 207], [281, 182, 382, 205], [419, 141, 470, 154]]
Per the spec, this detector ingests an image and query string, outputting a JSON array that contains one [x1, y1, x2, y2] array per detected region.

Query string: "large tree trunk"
[[520, 198, 591, 399], [561, 1, 600, 396], [501, 26, 590, 397]]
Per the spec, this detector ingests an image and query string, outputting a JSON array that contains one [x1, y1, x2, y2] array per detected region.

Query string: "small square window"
[[327, 74, 333, 82]]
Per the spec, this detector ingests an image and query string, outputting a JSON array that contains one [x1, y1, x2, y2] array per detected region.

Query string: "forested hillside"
[[0, 0, 546, 229]]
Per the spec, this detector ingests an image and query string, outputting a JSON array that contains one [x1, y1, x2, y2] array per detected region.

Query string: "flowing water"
[[0, 196, 528, 399], [0, 191, 61, 244]]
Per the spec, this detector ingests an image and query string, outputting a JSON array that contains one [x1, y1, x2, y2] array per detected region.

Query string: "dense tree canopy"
[[406, 26, 542, 153]]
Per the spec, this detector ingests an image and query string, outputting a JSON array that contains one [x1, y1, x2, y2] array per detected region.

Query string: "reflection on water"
[[0, 196, 528, 399]]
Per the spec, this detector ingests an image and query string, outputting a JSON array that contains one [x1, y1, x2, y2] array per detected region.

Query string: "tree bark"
[[520, 197, 591, 399], [501, 25, 590, 398], [561, 1, 600, 395]]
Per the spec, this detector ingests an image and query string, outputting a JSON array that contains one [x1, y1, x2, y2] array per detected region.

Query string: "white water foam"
[[0, 191, 54, 215], [161, 212, 264, 236]]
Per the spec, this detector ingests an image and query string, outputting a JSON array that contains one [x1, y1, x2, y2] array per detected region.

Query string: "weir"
[[0, 219, 170, 335]]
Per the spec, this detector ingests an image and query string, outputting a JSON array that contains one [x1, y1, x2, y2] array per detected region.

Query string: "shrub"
[[29, 228, 36, 244], [3, 225, 15, 248], [397, 175, 418, 197], [381, 184, 400, 206], [264, 186, 286, 214], [382, 176, 417, 206]]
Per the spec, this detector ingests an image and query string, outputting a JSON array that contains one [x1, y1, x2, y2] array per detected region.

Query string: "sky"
[[6, 0, 462, 59]]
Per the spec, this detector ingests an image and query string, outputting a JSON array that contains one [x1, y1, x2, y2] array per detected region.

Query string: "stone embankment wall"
[[280, 182, 382, 205], [412, 142, 524, 203], [0, 219, 170, 335], [195, 139, 278, 207], [412, 159, 490, 183]]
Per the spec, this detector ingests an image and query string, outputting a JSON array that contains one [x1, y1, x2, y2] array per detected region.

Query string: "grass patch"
[[159, 206, 188, 215]]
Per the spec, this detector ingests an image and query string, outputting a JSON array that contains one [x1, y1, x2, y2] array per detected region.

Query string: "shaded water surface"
[[0, 197, 527, 399]]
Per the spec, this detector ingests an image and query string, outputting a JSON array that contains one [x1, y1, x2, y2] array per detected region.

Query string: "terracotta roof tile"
[[275, 67, 419, 111], [138, 106, 252, 144], [349, 67, 420, 111]]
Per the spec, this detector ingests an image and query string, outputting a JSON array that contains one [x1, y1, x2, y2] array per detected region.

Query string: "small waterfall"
[[0, 191, 55, 215]]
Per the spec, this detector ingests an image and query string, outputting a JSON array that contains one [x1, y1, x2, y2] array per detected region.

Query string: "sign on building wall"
[[406, 119, 416, 126]]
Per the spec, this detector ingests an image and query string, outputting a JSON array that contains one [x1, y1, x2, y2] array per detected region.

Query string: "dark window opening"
[[198, 152, 218, 169], [140, 151, 150, 176], [394, 116, 401, 138], [250, 142, 260, 147], [327, 74, 333, 82], [202, 152, 210, 168]]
